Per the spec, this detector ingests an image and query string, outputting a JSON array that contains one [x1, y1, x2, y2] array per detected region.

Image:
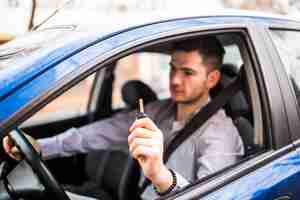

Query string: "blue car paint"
[[0, 34, 98, 100], [202, 149, 300, 200]]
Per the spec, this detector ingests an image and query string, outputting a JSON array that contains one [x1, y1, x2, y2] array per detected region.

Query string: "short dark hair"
[[172, 36, 225, 72]]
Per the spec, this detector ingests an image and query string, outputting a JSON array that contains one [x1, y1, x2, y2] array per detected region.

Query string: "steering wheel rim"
[[9, 128, 70, 200], [118, 156, 141, 200]]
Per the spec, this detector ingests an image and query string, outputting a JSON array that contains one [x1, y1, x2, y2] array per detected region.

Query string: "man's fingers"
[[3, 136, 11, 154], [3, 137, 22, 160], [128, 127, 157, 144], [131, 145, 157, 160], [129, 137, 156, 153], [129, 117, 159, 133], [10, 146, 23, 160], [11, 146, 20, 154]]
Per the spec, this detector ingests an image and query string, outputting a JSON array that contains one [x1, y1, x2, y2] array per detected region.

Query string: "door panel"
[[202, 150, 300, 200]]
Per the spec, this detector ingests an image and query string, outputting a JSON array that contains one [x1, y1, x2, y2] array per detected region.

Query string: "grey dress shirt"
[[38, 99, 244, 199]]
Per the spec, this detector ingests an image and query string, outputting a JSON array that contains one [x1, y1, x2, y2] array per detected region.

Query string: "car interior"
[[0, 32, 266, 200]]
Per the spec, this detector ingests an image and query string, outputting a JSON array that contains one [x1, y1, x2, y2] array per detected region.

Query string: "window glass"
[[269, 30, 300, 104], [110, 34, 266, 198], [24, 74, 95, 126], [112, 52, 170, 109]]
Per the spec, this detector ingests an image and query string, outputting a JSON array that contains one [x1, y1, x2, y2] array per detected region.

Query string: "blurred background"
[[1, 0, 300, 38]]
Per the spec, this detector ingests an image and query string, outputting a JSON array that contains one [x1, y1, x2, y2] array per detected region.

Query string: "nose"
[[170, 70, 183, 86]]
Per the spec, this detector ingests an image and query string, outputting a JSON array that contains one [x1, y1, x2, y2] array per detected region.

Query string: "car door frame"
[[263, 21, 300, 145]]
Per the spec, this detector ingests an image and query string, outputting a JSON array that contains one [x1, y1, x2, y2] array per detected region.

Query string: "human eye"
[[182, 68, 194, 76]]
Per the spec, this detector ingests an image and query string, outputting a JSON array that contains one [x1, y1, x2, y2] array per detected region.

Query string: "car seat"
[[121, 80, 158, 109], [211, 64, 256, 157]]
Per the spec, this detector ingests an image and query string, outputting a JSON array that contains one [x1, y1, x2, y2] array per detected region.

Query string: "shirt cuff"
[[38, 136, 62, 160], [154, 170, 190, 196]]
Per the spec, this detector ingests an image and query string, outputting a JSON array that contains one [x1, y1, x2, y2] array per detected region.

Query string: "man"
[[3, 36, 244, 199]]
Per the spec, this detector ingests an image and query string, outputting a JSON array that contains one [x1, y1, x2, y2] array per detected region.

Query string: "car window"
[[107, 33, 267, 198], [24, 74, 95, 126], [112, 52, 170, 109], [269, 30, 300, 108], [21, 32, 265, 199], [170, 33, 268, 199]]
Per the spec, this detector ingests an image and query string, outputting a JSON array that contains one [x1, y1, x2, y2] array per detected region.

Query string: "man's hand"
[[128, 118, 173, 192], [2, 133, 40, 161]]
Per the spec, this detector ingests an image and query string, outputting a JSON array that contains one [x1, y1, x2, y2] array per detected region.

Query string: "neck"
[[176, 94, 209, 121]]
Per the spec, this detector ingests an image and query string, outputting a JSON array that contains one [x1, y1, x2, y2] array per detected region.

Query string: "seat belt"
[[163, 76, 241, 162], [139, 75, 242, 192]]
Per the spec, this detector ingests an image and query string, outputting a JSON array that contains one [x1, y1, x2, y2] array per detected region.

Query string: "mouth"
[[171, 89, 184, 96], [170, 86, 184, 97]]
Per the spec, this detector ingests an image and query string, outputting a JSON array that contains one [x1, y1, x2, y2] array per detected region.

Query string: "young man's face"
[[169, 50, 219, 105]]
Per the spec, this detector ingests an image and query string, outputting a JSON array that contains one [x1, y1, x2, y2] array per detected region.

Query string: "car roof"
[[41, 9, 300, 32]]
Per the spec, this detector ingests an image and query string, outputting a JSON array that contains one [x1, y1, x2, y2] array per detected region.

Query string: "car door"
[[158, 20, 299, 200], [266, 23, 300, 200]]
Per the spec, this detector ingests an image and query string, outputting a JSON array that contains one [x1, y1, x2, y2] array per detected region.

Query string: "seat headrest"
[[228, 65, 250, 117], [221, 63, 239, 77], [211, 64, 250, 117], [121, 80, 158, 109]]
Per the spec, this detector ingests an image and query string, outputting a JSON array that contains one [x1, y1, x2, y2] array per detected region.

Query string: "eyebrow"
[[169, 61, 196, 72]]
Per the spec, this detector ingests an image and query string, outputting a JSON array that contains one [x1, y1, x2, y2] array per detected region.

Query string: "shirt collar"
[[182, 96, 211, 125]]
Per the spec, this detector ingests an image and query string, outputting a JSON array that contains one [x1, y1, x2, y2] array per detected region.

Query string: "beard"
[[170, 79, 210, 106], [172, 88, 207, 105]]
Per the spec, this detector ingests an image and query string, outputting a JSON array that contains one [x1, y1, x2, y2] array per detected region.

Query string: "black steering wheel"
[[118, 156, 141, 200], [8, 128, 70, 200]]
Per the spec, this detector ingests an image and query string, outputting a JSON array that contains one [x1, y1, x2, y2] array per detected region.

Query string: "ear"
[[207, 70, 221, 89]]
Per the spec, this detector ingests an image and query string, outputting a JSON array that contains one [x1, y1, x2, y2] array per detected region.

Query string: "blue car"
[[0, 11, 300, 200]]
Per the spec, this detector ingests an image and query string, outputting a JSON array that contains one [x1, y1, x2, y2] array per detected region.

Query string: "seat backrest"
[[211, 64, 255, 157], [83, 149, 140, 200], [121, 80, 158, 109]]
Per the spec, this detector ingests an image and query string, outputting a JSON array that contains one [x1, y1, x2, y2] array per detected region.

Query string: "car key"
[[136, 98, 148, 119]]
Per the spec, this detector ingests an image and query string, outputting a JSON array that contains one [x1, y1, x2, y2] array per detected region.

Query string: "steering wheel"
[[8, 128, 70, 200], [118, 156, 141, 200]]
